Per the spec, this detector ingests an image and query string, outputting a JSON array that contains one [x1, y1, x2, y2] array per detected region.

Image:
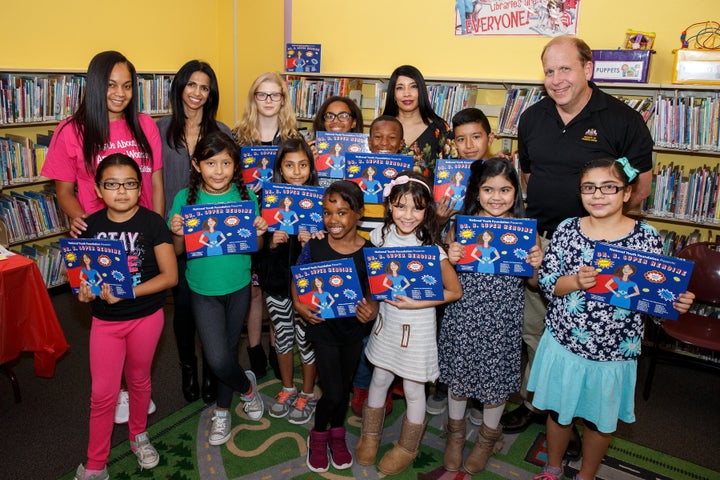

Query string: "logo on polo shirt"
[[582, 128, 598, 143]]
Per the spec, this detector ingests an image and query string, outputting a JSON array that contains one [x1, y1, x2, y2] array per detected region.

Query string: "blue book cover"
[[261, 183, 325, 235], [59, 238, 135, 299], [291, 258, 364, 319], [587, 243, 694, 321], [434, 159, 474, 209], [285, 43, 322, 73], [345, 152, 415, 204], [315, 131, 369, 179], [240, 146, 278, 191], [455, 216, 537, 277], [364, 246, 444, 301], [180, 201, 258, 258]]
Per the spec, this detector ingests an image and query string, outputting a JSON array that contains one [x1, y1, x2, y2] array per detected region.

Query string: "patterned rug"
[[60, 377, 719, 480]]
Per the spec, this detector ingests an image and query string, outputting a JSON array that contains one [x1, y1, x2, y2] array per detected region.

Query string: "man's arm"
[[628, 169, 651, 211]]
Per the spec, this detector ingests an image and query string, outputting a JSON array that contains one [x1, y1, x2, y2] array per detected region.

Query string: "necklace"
[[201, 183, 232, 195]]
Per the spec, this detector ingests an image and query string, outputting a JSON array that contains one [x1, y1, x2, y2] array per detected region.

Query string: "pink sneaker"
[[307, 429, 329, 473], [328, 426, 353, 469]]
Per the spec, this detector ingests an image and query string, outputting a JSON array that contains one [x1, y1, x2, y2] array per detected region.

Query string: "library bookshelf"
[[0, 69, 173, 287]]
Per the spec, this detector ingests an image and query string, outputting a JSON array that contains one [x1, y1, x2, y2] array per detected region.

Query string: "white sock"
[[448, 393, 467, 421], [483, 403, 505, 430]]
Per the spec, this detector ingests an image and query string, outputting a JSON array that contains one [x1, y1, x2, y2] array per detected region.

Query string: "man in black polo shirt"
[[500, 35, 653, 459]]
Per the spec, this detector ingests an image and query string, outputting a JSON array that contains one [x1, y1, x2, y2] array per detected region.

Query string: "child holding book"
[[357, 172, 462, 475], [292, 181, 379, 473], [73, 154, 177, 480], [256, 138, 320, 425], [308, 96, 364, 157], [41, 50, 163, 424], [439, 157, 543, 474], [529, 158, 694, 480], [169, 131, 267, 446]]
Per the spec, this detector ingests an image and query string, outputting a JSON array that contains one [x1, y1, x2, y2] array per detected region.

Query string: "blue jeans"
[[191, 286, 251, 408]]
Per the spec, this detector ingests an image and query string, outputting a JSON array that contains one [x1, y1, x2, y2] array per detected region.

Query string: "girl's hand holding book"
[[356, 298, 379, 323], [526, 245, 543, 269], [674, 291, 695, 315], [294, 300, 324, 325], [170, 214, 184, 236], [77, 282, 96, 303], [99, 283, 122, 305], [447, 241, 464, 266], [253, 216, 268, 237]]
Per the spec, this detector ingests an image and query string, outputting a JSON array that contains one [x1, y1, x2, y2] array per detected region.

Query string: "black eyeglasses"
[[100, 181, 140, 190], [254, 91, 284, 102], [323, 112, 353, 122], [580, 184, 626, 195]]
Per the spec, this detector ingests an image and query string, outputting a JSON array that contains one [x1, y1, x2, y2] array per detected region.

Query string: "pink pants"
[[86, 308, 164, 470]]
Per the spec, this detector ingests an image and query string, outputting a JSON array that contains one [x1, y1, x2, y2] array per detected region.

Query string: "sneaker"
[[73, 464, 109, 480], [307, 429, 330, 473], [287, 392, 317, 425], [426, 390, 448, 415], [468, 406, 483, 426], [350, 387, 368, 417], [533, 465, 564, 480], [269, 388, 298, 419], [131, 431, 160, 469], [209, 409, 231, 446], [114, 390, 157, 424], [241, 370, 264, 420]]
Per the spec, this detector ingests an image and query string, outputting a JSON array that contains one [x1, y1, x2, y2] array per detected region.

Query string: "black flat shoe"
[[181, 363, 200, 402], [500, 404, 546, 433], [201, 362, 217, 404], [247, 344, 267, 379], [565, 424, 582, 462]]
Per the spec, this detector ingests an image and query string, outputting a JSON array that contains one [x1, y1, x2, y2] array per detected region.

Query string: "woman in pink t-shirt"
[[42, 50, 163, 237]]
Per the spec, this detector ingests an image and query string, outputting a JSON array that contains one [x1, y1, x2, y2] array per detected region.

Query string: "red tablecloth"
[[0, 254, 69, 377]]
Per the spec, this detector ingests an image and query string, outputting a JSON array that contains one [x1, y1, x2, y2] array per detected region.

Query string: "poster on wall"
[[455, 0, 581, 37]]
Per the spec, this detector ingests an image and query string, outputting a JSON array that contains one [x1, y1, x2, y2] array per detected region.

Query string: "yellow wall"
[[291, 0, 717, 84]]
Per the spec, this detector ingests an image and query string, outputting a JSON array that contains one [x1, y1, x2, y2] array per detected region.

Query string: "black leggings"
[[313, 341, 363, 431]]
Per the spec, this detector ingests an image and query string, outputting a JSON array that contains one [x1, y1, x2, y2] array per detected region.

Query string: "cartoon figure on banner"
[[360, 165, 383, 204], [605, 263, 640, 310], [328, 142, 346, 179], [253, 157, 273, 187], [199, 216, 226, 256], [445, 170, 467, 206], [311, 276, 335, 319], [274, 196, 299, 234], [382, 260, 410, 299], [80, 253, 103, 296], [471, 230, 500, 273]]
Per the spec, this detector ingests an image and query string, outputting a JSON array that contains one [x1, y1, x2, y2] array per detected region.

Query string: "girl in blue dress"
[[382, 260, 410, 298], [274, 196, 299, 234], [80, 253, 103, 296], [470, 230, 499, 273], [311, 276, 335, 319], [360, 165, 382, 204], [199, 216, 225, 256], [328, 142, 346, 179], [605, 263, 639, 310]]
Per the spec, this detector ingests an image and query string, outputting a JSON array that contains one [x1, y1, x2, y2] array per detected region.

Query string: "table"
[[0, 254, 69, 401]]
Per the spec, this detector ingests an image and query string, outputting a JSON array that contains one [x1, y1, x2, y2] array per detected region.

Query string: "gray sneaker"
[[426, 391, 448, 415], [209, 409, 231, 445], [73, 464, 109, 480], [131, 431, 160, 469], [468, 406, 483, 426], [242, 370, 264, 420], [269, 388, 298, 419], [287, 393, 317, 425]]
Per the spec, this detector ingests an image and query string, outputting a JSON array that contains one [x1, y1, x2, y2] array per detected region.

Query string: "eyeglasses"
[[254, 91, 284, 102], [580, 184, 626, 195], [323, 112, 353, 122], [100, 181, 140, 190]]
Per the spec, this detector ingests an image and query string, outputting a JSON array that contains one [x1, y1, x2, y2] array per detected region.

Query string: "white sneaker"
[[468, 406, 483, 426], [114, 390, 157, 424], [241, 370, 264, 421], [131, 431, 160, 469], [209, 409, 231, 446]]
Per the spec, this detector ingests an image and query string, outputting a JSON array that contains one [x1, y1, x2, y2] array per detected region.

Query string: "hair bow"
[[615, 157, 638, 183], [382, 175, 431, 198]]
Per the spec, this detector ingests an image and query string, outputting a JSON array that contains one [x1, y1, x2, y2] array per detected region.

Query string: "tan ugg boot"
[[443, 417, 466, 471], [377, 416, 427, 475], [463, 423, 504, 474], [355, 404, 385, 465]]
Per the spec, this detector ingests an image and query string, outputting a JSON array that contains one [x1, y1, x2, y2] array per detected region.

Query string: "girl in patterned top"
[[529, 158, 694, 480]]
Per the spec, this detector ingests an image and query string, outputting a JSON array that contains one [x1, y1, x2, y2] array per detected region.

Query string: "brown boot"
[[356, 404, 385, 465], [378, 416, 427, 475], [463, 423, 504, 474], [443, 417, 466, 471]]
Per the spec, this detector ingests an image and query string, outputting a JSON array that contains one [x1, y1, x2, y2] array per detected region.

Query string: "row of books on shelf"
[[656, 227, 718, 257], [1, 72, 85, 124], [0, 132, 50, 186], [496, 87, 544, 135], [0, 72, 173, 125], [426, 84, 483, 125], [643, 163, 720, 225], [19, 241, 68, 288], [653, 92, 720, 151], [0, 183, 70, 245], [285, 76, 364, 119]]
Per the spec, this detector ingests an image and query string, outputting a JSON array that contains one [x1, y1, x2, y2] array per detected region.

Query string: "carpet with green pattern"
[[60, 377, 719, 480]]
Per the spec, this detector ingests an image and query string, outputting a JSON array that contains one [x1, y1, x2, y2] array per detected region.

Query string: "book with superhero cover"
[[315, 131, 369, 179], [285, 43, 322, 73], [261, 182, 325, 235], [433, 159, 474, 209], [454, 215, 537, 277], [59, 238, 135, 299], [240, 146, 278, 191], [364, 246, 444, 301], [345, 152, 415, 204], [587, 242, 694, 321], [180, 201, 258, 258], [291, 258, 364, 319]]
